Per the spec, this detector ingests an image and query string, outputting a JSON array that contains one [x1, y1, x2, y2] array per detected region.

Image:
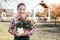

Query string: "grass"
[[0, 22, 60, 40], [0, 22, 14, 40]]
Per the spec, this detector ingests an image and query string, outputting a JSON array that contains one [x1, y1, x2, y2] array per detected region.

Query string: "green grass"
[[0, 22, 14, 40], [1, 22, 60, 40]]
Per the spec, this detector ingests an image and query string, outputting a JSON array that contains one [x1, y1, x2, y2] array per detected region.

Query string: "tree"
[[50, 3, 60, 19]]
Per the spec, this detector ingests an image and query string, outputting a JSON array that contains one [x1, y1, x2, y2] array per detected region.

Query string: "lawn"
[[0, 22, 14, 40], [0, 22, 60, 40]]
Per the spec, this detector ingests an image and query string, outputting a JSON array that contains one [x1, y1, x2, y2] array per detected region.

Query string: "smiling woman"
[[8, 3, 36, 40]]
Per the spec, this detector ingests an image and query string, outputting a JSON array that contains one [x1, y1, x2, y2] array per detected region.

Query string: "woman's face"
[[17, 5, 26, 15], [17, 5, 26, 19]]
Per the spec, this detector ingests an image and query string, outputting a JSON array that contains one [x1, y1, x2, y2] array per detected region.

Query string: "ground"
[[0, 22, 60, 40]]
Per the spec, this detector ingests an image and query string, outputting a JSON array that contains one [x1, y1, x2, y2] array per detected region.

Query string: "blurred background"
[[0, 0, 60, 40]]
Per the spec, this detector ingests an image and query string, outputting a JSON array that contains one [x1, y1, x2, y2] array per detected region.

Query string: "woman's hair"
[[17, 3, 26, 10]]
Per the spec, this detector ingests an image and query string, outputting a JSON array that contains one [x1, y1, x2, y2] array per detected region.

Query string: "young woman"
[[8, 3, 36, 40]]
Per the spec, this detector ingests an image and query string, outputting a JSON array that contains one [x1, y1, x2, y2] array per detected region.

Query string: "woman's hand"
[[15, 31, 28, 37], [15, 32, 21, 37], [20, 30, 29, 36]]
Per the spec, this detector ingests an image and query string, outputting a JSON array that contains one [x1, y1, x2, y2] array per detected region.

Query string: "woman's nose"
[[21, 10, 24, 13], [21, 10, 24, 12]]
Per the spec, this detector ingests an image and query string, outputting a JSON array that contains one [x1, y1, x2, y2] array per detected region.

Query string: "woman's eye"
[[19, 9, 25, 11], [23, 9, 25, 11], [19, 9, 22, 10]]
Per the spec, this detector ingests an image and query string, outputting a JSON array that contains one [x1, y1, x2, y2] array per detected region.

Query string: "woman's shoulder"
[[10, 15, 18, 22]]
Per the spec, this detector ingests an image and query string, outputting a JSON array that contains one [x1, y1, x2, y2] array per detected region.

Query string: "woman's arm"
[[8, 18, 16, 35], [20, 25, 36, 36], [8, 18, 24, 37], [27, 25, 36, 35]]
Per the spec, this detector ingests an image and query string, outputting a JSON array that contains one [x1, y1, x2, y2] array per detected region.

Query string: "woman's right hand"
[[15, 32, 21, 37]]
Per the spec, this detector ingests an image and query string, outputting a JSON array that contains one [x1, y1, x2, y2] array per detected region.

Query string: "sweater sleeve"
[[27, 25, 37, 35], [8, 18, 17, 35]]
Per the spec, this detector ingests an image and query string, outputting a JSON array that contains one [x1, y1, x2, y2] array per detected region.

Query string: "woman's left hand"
[[20, 30, 29, 36]]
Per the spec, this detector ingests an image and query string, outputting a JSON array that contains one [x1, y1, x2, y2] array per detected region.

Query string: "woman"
[[8, 3, 36, 40]]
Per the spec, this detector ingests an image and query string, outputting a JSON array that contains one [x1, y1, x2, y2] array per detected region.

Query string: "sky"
[[0, 0, 60, 13]]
